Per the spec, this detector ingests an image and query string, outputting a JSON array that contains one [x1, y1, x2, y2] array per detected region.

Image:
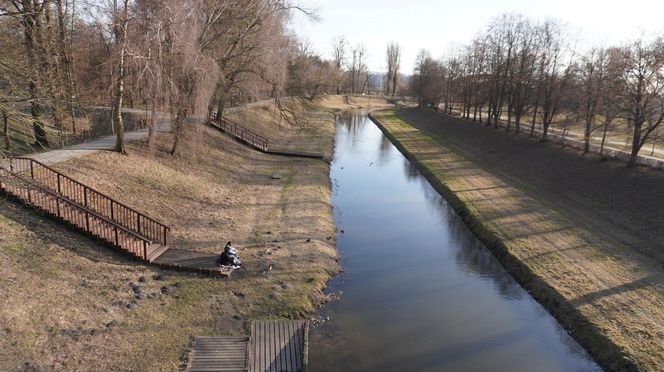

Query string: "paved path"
[[30, 111, 172, 165], [29, 100, 278, 166]]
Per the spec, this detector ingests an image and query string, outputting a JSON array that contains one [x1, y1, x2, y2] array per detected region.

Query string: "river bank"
[[0, 96, 386, 370], [310, 111, 598, 371], [369, 109, 664, 372]]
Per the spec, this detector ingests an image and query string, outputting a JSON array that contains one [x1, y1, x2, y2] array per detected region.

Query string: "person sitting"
[[218, 241, 241, 268]]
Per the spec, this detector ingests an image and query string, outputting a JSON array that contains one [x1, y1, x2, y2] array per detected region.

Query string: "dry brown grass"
[[371, 110, 664, 372], [0, 97, 365, 370]]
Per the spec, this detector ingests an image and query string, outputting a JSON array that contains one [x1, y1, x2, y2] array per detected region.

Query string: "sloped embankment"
[[369, 109, 664, 372], [0, 98, 344, 370]]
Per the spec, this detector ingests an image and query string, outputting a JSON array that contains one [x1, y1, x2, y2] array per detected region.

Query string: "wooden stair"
[[208, 115, 324, 160], [0, 157, 170, 262], [188, 336, 250, 372], [187, 320, 309, 372], [209, 114, 269, 152]]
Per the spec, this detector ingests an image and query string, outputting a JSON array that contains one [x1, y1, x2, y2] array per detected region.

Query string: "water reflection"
[[310, 112, 600, 372]]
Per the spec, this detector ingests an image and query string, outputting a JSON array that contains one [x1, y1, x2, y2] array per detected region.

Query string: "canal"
[[309, 111, 600, 371]]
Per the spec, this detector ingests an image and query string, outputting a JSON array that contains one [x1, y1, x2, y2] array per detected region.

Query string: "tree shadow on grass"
[[0, 197, 141, 266]]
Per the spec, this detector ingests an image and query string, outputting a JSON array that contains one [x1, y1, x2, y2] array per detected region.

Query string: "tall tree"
[[332, 35, 347, 94], [618, 37, 664, 166], [111, 0, 129, 154], [578, 47, 608, 154], [385, 42, 401, 96]]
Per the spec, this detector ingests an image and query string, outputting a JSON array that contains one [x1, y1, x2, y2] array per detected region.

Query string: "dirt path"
[[370, 109, 664, 372]]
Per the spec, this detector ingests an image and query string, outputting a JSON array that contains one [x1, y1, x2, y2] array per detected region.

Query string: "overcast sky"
[[289, 0, 664, 73]]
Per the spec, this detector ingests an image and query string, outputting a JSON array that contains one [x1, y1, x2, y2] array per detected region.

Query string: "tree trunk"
[[55, 0, 76, 133], [583, 116, 592, 154], [600, 121, 608, 159], [22, 0, 49, 148], [628, 122, 642, 167], [35, 0, 65, 133], [542, 113, 551, 142], [170, 110, 185, 156], [148, 97, 156, 149], [530, 105, 539, 137], [112, 0, 129, 154]]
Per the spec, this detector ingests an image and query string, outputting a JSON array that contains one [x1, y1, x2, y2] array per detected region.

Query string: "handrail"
[[209, 113, 269, 152], [0, 169, 152, 260], [7, 156, 170, 245]]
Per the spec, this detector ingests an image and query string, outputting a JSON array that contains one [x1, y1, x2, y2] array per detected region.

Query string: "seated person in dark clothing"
[[218, 241, 241, 267]]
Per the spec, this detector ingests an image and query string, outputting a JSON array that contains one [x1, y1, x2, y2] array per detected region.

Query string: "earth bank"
[[0, 96, 388, 370]]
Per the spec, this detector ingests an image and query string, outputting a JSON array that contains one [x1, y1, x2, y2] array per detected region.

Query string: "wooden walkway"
[[187, 320, 309, 372], [0, 158, 168, 262], [250, 320, 308, 372], [208, 115, 324, 160], [1, 156, 234, 276]]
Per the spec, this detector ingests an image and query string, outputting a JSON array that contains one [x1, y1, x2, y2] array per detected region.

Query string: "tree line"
[[410, 13, 664, 167], [0, 0, 395, 157]]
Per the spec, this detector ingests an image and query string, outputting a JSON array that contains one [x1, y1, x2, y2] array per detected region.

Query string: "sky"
[[289, 0, 664, 73]]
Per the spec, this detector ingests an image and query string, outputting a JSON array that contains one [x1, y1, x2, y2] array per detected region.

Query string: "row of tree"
[[410, 14, 664, 166], [1, 1, 397, 156]]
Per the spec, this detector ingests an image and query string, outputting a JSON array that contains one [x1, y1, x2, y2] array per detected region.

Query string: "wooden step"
[[188, 336, 249, 372], [147, 243, 169, 262]]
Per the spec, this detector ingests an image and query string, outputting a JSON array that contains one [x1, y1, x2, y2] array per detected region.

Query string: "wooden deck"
[[188, 336, 249, 372], [250, 320, 308, 372], [188, 320, 309, 372]]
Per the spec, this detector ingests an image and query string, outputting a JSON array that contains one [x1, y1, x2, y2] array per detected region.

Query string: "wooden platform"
[[264, 149, 325, 160], [188, 336, 249, 372], [188, 320, 309, 372], [250, 320, 308, 372], [152, 249, 234, 277]]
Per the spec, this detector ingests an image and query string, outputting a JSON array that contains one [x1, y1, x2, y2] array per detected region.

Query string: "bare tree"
[[411, 49, 444, 108], [21, 0, 49, 147], [385, 42, 401, 96], [55, 0, 76, 132], [578, 47, 608, 154], [618, 37, 664, 166], [533, 19, 573, 141], [332, 35, 347, 94], [111, 0, 129, 154]]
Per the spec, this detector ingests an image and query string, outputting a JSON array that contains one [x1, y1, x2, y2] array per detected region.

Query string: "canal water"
[[309, 112, 600, 371]]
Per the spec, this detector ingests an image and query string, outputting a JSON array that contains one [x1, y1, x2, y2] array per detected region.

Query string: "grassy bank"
[[0, 97, 385, 370], [369, 109, 664, 372]]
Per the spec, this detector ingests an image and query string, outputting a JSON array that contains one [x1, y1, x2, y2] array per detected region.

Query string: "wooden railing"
[[6, 157, 169, 245], [209, 113, 269, 152], [0, 169, 153, 260]]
